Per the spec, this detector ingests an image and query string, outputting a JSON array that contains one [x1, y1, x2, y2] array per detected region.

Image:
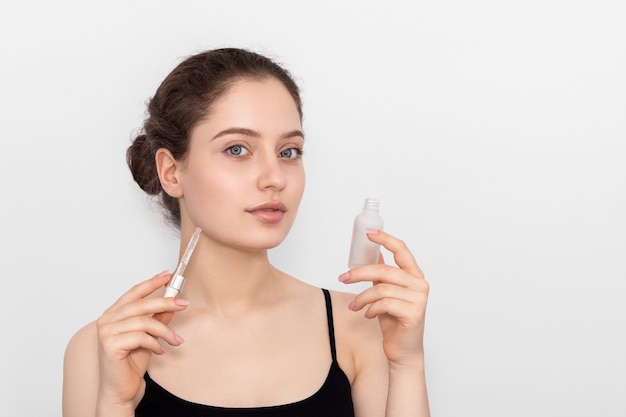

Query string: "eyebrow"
[[211, 127, 305, 141]]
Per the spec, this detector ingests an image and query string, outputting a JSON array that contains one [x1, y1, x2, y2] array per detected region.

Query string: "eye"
[[279, 147, 303, 159], [225, 144, 249, 156]]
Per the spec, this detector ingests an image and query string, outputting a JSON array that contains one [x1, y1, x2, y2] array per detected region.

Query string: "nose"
[[257, 153, 287, 191]]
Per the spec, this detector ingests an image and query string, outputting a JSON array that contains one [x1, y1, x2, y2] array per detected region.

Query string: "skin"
[[62, 78, 430, 417]]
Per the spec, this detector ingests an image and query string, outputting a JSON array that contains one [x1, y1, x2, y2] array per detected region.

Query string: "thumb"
[[378, 252, 385, 264]]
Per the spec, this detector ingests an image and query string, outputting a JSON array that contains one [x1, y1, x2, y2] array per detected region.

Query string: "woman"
[[62, 48, 430, 417]]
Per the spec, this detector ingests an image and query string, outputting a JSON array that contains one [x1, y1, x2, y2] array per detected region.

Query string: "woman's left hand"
[[339, 229, 429, 367]]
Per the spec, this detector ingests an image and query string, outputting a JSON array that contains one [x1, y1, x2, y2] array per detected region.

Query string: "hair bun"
[[126, 133, 161, 195]]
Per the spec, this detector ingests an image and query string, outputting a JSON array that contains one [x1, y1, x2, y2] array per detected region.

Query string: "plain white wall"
[[1, 0, 625, 415]]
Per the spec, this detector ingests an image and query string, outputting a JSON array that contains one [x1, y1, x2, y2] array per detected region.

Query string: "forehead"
[[208, 78, 301, 126], [187, 78, 304, 147]]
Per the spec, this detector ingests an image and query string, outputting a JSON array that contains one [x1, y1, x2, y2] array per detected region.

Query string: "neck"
[[176, 238, 283, 316]]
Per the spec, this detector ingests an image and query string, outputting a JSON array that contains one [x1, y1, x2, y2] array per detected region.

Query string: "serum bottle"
[[348, 198, 384, 268]]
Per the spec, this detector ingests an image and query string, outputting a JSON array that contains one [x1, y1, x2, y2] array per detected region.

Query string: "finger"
[[364, 298, 426, 323], [99, 315, 184, 348], [105, 270, 172, 314], [350, 283, 417, 312], [339, 263, 413, 287], [365, 230, 424, 277], [101, 297, 189, 325], [371, 252, 385, 286], [100, 330, 169, 357]]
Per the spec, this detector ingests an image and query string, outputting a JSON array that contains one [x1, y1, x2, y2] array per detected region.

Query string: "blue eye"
[[279, 148, 303, 159], [226, 145, 249, 156]]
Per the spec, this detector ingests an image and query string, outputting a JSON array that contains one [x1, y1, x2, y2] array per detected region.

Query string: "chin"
[[243, 229, 291, 251], [256, 235, 288, 250]]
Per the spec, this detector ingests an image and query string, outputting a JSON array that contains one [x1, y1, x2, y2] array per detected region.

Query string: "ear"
[[155, 148, 183, 198]]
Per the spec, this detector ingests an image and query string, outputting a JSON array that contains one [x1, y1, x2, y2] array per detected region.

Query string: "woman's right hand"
[[95, 270, 189, 411]]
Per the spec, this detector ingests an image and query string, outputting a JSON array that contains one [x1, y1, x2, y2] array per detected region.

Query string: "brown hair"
[[126, 48, 303, 228]]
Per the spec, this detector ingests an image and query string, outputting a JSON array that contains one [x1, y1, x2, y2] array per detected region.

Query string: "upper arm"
[[62, 321, 99, 417], [350, 321, 389, 417], [332, 290, 389, 417]]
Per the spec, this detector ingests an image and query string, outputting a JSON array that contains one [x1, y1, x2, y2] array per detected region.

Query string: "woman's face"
[[177, 78, 305, 251]]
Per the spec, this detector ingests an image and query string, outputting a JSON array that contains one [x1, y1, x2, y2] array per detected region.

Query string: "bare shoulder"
[[282, 277, 384, 358], [64, 320, 99, 364], [328, 288, 383, 341], [327, 289, 386, 369], [67, 320, 98, 347], [328, 288, 389, 415], [63, 321, 100, 417]]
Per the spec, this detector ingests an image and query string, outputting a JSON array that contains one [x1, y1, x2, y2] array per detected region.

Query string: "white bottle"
[[348, 198, 384, 268]]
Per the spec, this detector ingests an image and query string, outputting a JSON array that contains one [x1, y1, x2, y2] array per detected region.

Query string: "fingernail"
[[365, 228, 379, 236], [338, 272, 350, 282], [174, 298, 190, 306], [348, 300, 355, 310], [157, 270, 170, 278], [175, 334, 185, 344]]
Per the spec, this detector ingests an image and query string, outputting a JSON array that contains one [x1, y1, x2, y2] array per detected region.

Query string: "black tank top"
[[135, 289, 355, 417]]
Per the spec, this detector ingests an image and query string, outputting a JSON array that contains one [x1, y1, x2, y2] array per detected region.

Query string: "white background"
[[1, 1, 625, 415]]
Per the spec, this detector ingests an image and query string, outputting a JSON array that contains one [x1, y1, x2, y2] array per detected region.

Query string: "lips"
[[246, 201, 287, 223]]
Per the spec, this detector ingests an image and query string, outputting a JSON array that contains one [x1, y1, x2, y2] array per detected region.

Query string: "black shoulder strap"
[[322, 288, 337, 361]]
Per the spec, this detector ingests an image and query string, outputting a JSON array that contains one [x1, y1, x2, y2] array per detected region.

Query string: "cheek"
[[292, 169, 306, 197], [182, 169, 241, 214]]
